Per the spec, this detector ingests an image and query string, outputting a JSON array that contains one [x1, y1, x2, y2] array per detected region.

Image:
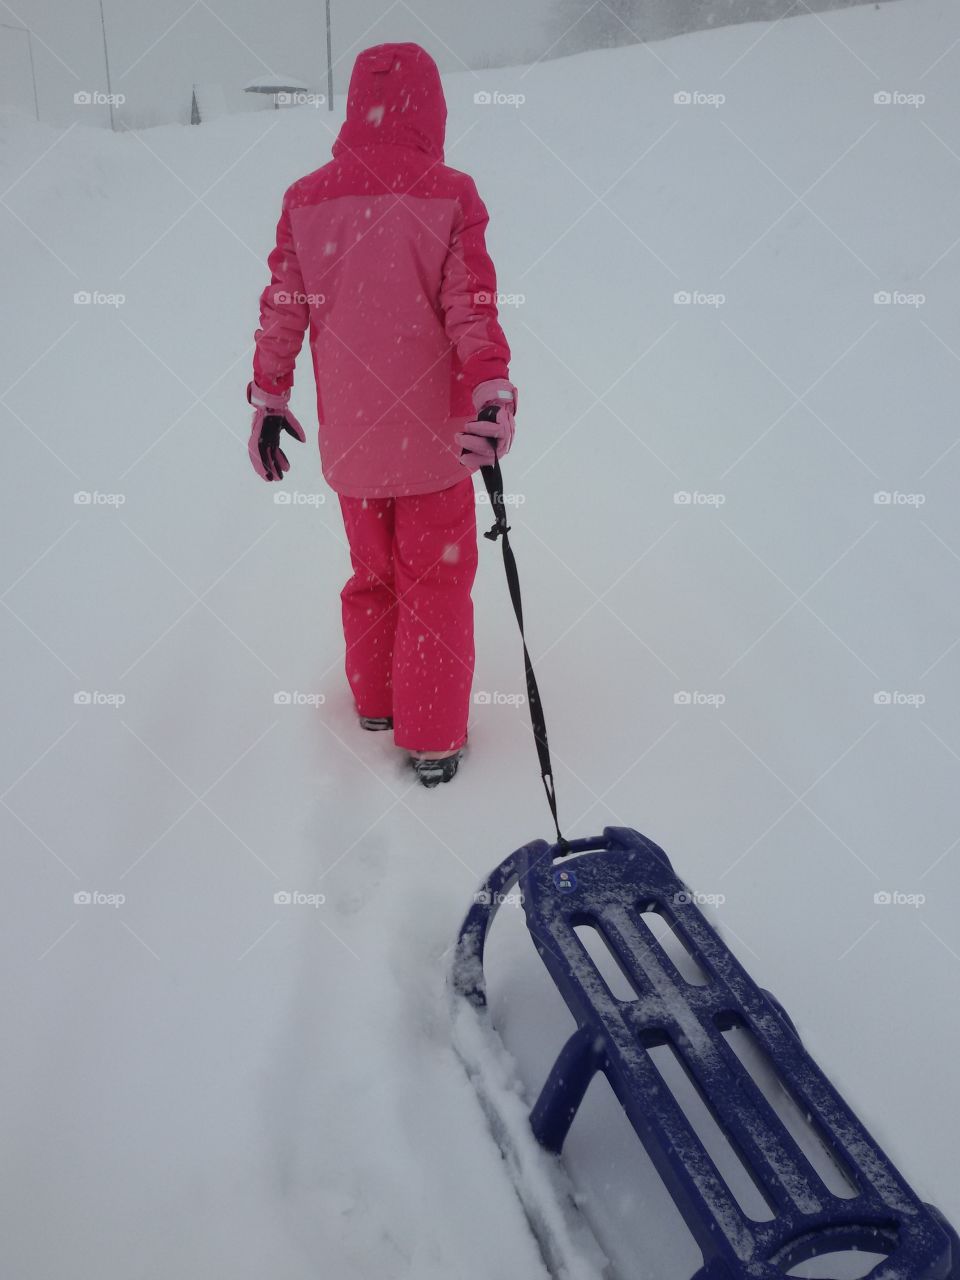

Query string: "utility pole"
[[325, 0, 333, 111], [1, 21, 39, 121], [98, 0, 117, 131], [26, 25, 38, 121]]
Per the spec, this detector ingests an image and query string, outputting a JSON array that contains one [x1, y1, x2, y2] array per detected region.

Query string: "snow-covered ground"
[[2, 2, 959, 1276]]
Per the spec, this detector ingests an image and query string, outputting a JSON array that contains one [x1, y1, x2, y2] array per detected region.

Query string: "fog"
[[2, 0, 886, 128]]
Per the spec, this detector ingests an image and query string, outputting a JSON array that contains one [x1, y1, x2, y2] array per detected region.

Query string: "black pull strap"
[[474, 408, 568, 852]]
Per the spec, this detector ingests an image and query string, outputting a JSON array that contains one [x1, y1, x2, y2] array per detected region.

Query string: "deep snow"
[[2, 2, 959, 1276]]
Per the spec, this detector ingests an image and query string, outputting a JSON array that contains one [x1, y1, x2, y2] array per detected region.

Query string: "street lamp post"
[[98, 0, 117, 131], [1, 21, 40, 121]]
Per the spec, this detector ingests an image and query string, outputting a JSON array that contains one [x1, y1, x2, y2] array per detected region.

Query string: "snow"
[[2, 1, 959, 1276]]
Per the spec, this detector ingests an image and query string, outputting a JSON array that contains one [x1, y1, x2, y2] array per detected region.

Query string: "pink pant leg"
[[392, 479, 479, 753], [338, 494, 397, 718]]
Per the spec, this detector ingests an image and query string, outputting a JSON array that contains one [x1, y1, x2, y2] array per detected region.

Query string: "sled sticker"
[[554, 868, 577, 893]]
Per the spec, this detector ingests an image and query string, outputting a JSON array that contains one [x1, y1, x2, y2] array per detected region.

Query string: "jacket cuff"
[[472, 378, 517, 415], [248, 380, 291, 410]]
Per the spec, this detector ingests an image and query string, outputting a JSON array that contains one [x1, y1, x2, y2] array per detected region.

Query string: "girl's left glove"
[[247, 381, 305, 482]]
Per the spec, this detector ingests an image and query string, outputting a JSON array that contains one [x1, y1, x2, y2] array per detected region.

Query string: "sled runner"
[[453, 825, 959, 1280]]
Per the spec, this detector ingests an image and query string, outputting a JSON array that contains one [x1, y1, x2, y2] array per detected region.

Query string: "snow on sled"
[[451, 826, 959, 1280]]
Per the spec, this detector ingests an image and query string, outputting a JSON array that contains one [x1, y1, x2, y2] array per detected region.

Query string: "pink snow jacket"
[[253, 43, 512, 498]]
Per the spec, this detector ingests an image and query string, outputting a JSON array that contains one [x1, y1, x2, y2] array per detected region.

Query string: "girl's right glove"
[[247, 381, 306, 482], [456, 378, 517, 468]]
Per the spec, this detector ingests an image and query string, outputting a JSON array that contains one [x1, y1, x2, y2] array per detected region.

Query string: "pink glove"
[[247, 381, 305, 482], [456, 378, 518, 468]]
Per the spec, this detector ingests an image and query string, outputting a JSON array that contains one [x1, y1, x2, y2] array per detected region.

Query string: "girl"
[[247, 42, 517, 787]]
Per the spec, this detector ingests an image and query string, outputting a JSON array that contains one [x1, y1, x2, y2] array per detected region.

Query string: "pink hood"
[[332, 42, 447, 162]]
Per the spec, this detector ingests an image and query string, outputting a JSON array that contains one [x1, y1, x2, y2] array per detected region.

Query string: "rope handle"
[[471, 406, 568, 851]]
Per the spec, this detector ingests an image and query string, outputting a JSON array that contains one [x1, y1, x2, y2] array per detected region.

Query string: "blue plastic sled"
[[453, 826, 959, 1280]]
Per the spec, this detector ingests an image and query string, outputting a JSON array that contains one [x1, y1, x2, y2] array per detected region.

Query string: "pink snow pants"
[[337, 478, 479, 753]]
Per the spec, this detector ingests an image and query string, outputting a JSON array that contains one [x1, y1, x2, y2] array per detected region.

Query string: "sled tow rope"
[[477, 410, 568, 852]]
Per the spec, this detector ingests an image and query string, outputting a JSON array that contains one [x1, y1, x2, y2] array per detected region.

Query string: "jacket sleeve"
[[252, 194, 309, 395], [439, 177, 511, 391]]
